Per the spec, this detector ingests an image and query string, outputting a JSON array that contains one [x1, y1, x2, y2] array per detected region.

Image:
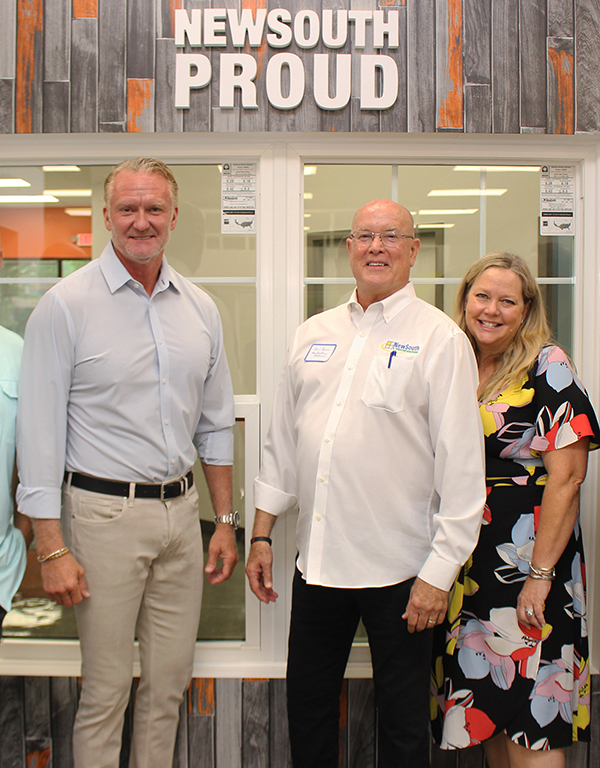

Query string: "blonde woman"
[[433, 253, 599, 768]]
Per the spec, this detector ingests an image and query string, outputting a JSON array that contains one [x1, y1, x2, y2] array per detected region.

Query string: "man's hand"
[[246, 541, 278, 604], [402, 577, 449, 633], [41, 554, 89, 608], [205, 525, 239, 585]]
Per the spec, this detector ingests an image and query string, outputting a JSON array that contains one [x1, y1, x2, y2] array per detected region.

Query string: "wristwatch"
[[214, 511, 240, 529]]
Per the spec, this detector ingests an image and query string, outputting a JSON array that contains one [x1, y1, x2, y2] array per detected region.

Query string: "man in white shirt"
[[17, 158, 238, 768], [246, 199, 486, 767]]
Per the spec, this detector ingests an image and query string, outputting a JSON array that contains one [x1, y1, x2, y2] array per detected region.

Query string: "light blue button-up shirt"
[[0, 324, 26, 612], [17, 242, 235, 520]]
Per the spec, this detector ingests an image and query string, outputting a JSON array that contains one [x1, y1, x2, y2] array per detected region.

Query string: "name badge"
[[305, 344, 337, 363]]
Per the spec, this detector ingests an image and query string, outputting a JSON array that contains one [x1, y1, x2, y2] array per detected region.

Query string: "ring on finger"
[[525, 608, 534, 617], [427, 618, 436, 624]]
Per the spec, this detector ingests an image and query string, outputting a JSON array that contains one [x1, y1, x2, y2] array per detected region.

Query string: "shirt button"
[[324, 437, 331, 443], [336, 399, 342, 406], [163, 378, 167, 384], [348, 364, 354, 370], [360, 332, 365, 337], [165, 419, 169, 425], [158, 339, 163, 345], [316, 515, 322, 521], [319, 476, 325, 483], [171, 458, 176, 465]]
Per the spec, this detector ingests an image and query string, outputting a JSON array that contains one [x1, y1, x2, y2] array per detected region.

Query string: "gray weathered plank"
[[70, 18, 98, 133], [491, 0, 519, 133], [547, 36, 574, 134], [156, 38, 183, 132], [50, 677, 79, 768], [24, 677, 51, 739], [16, 0, 43, 134], [127, 0, 156, 79], [266, 0, 323, 132], [565, 740, 590, 768], [172, 698, 188, 768], [349, 0, 380, 133], [549, 0, 574, 37], [99, 121, 127, 132], [98, 0, 126, 124], [431, 742, 458, 768], [464, 0, 491, 85], [242, 680, 269, 768], [408, 0, 435, 131], [0, 78, 14, 133], [44, 0, 70, 81], [269, 679, 292, 768], [519, 0, 547, 130], [0, 676, 26, 767], [318, 0, 353, 133], [465, 83, 492, 132], [575, 0, 600, 133], [181, 0, 212, 132], [0, 0, 16, 79], [43, 80, 70, 133], [216, 678, 242, 768], [380, 6, 407, 134]]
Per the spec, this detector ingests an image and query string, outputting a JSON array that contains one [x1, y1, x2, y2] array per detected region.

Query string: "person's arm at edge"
[[202, 462, 239, 585], [517, 438, 589, 630], [404, 332, 486, 633], [246, 509, 278, 604]]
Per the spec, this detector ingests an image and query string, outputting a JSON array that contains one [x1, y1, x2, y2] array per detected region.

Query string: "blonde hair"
[[104, 158, 178, 208], [456, 252, 552, 402]]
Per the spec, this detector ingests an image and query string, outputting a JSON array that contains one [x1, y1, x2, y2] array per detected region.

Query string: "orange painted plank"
[[127, 78, 154, 132], [16, 0, 42, 134], [73, 0, 97, 19], [548, 46, 574, 135], [243, 0, 268, 75], [27, 747, 51, 768], [438, 0, 463, 129], [189, 678, 215, 715], [169, 0, 184, 41]]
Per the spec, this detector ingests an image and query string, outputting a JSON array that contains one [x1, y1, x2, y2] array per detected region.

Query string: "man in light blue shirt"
[[17, 159, 238, 768], [0, 241, 29, 638]]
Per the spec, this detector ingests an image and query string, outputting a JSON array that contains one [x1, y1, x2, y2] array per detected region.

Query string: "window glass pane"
[[304, 164, 573, 350], [1, 163, 256, 643]]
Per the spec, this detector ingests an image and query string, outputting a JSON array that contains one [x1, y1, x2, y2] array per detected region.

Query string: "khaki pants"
[[62, 483, 203, 768]]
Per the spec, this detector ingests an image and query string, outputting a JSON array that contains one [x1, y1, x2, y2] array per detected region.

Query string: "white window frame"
[[0, 133, 598, 676]]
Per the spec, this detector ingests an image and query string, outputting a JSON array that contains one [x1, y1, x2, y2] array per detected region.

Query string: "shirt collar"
[[100, 241, 180, 295], [348, 282, 417, 323]]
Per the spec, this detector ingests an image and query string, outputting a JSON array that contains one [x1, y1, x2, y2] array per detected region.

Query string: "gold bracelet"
[[37, 547, 70, 563], [529, 563, 555, 581]]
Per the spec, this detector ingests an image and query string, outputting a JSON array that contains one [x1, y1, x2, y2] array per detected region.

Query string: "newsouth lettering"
[[175, 8, 401, 110]]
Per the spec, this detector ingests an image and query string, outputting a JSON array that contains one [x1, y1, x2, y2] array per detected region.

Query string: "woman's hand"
[[517, 576, 552, 630]]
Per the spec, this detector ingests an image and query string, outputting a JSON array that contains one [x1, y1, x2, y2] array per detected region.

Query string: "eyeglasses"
[[350, 230, 415, 247]]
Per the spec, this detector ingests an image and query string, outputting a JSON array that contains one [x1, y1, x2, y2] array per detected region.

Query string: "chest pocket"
[[0, 379, 18, 401], [361, 354, 415, 413]]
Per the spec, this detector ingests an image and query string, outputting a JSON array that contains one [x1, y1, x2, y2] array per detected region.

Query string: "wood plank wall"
[[1, 0, 600, 135], [0, 674, 599, 767]]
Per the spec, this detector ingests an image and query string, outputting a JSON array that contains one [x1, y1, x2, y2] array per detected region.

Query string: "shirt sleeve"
[[417, 331, 487, 591], [254, 337, 299, 517], [16, 292, 76, 519], [529, 345, 600, 454], [193, 305, 235, 466]]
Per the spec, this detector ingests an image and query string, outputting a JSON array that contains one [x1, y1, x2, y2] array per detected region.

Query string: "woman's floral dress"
[[432, 346, 600, 751]]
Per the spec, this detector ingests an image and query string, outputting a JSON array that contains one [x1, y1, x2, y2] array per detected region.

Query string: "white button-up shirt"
[[17, 242, 234, 519], [255, 283, 485, 591]]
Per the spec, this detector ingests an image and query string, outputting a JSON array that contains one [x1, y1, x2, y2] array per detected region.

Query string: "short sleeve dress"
[[432, 345, 600, 752]]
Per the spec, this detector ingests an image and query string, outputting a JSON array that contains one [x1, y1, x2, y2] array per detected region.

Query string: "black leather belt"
[[67, 471, 194, 500]]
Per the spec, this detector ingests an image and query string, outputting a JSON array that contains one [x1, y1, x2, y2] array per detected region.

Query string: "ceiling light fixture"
[[0, 179, 31, 187], [43, 189, 92, 197], [453, 165, 540, 172], [418, 209, 478, 215], [42, 165, 81, 172], [0, 195, 59, 203], [427, 189, 507, 197]]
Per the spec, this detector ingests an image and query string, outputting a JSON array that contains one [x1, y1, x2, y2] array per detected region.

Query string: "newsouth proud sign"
[[175, 8, 401, 110]]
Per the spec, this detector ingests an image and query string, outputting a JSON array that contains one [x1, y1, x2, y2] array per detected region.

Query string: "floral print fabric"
[[432, 346, 600, 751]]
